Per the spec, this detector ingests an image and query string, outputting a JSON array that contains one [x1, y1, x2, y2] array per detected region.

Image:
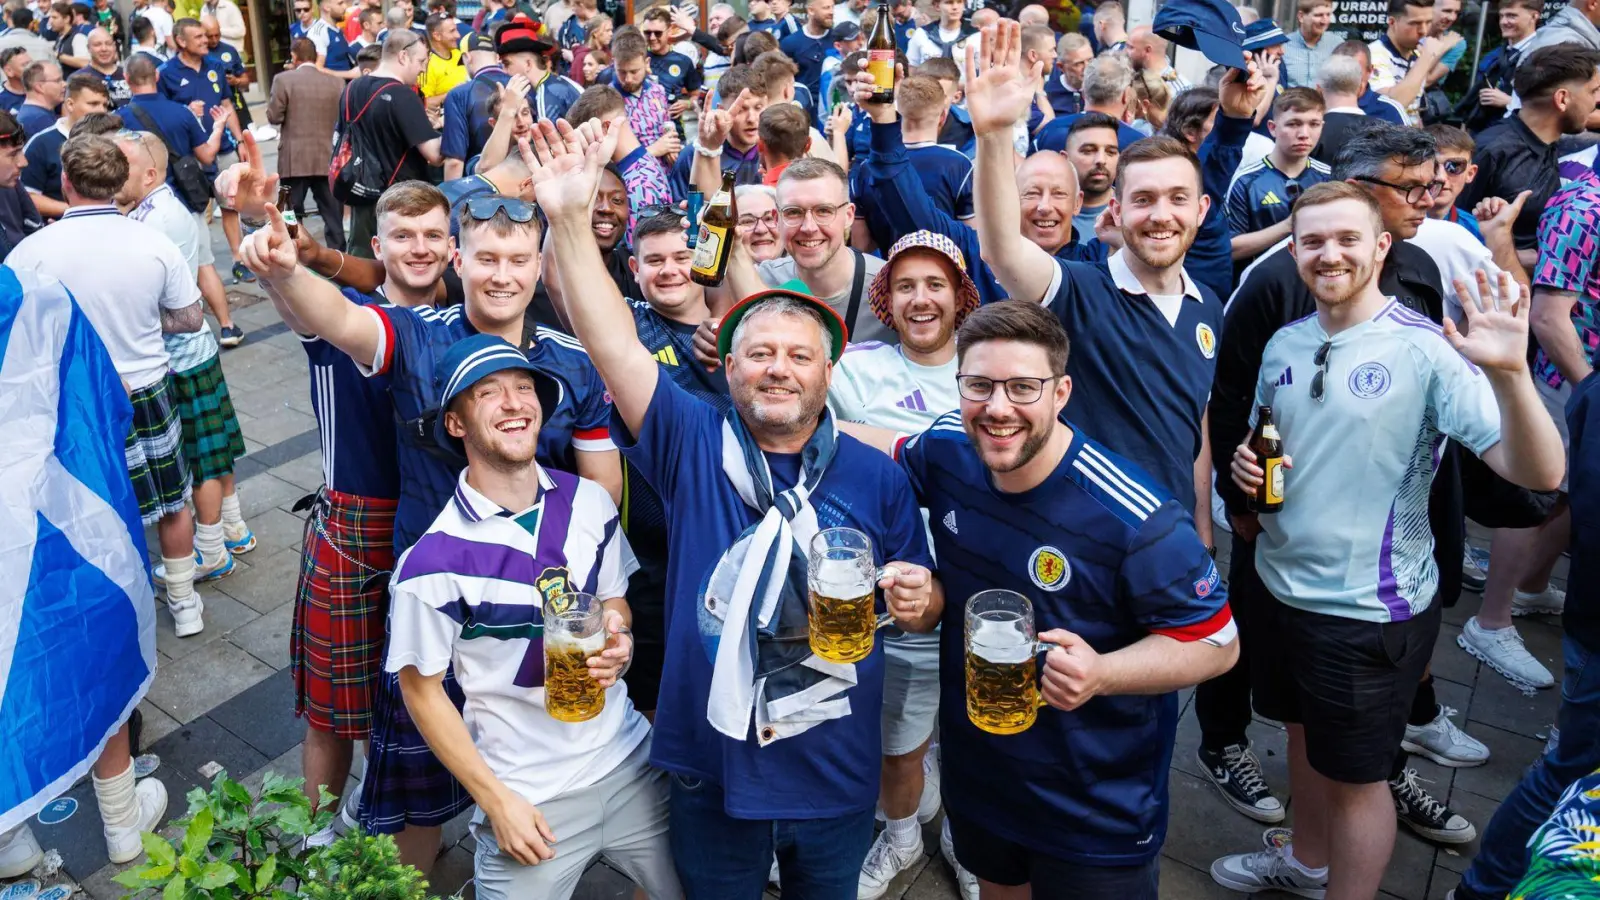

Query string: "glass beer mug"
[[965, 590, 1055, 735], [544, 592, 608, 723], [807, 528, 896, 664]]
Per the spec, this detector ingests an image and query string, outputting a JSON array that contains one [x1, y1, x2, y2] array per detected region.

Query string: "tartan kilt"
[[358, 662, 472, 834], [125, 378, 192, 525], [169, 355, 247, 484], [291, 489, 397, 739]]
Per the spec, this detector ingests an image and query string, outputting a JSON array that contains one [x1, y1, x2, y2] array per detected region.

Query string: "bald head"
[[971, 7, 998, 28], [1127, 25, 1168, 72], [1016, 152, 1081, 253], [1018, 3, 1048, 26]]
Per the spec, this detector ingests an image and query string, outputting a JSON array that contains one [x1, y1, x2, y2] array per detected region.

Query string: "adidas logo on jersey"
[[1275, 366, 1293, 387], [943, 510, 958, 534], [653, 345, 680, 367], [1260, 191, 1283, 206], [896, 390, 927, 412]]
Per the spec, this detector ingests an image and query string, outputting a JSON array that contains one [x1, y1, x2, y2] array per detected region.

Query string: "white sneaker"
[[169, 597, 205, 638], [858, 829, 923, 899], [1209, 843, 1327, 898], [1403, 705, 1490, 768], [1513, 586, 1566, 616], [768, 856, 780, 886], [939, 818, 978, 900], [105, 778, 168, 864], [1458, 616, 1554, 689], [0, 824, 43, 878], [152, 550, 236, 587], [917, 748, 942, 824]]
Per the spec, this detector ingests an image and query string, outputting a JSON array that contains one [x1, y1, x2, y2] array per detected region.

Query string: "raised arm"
[[531, 119, 660, 438], [241, 203, 384, 367], [473, 75, 530, 174], [966, 22, 1058, 304]]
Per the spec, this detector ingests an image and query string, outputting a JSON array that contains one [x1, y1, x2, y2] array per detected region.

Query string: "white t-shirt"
[[8, 205, 201, 390], [828, 340, 958, 436], [386, 468, 649, 807], [128, 185, 221, 374], [135, 6, 174, 46]]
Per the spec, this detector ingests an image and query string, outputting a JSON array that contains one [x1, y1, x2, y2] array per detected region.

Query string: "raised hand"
[[239, 203, 299, 282], [827, 102, 852, 140], [528, 118, 617, 222], [1217, 52, 1266, 120], [1446, 268, 1532, 373], [963, 22, 1043, 137], [213, 131, 278, 217], [1477, 189, 1529, 246], [698, 86, 736, 149]]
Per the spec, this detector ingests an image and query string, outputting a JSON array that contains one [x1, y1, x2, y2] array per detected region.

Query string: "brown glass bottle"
[[1248, 405, 1284, 514], [277, 184, 299, 238], [867, 0, 895, 104], [691, 171, 738, 286]]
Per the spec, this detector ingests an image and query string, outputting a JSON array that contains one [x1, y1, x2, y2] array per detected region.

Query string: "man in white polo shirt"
[[387, 334, 681, 900]]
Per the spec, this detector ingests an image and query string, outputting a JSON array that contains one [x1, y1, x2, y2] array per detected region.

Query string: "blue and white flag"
[[0, 266, 157, 834]]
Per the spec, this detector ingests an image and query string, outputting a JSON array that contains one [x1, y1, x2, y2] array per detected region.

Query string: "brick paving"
[[1, 138, 1570, 900]]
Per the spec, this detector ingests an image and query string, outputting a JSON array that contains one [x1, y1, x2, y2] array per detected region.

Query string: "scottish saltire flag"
[[0, 266, 157, 834]]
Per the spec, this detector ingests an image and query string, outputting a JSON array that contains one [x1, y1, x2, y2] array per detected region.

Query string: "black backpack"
[[126, 104, 214, 213], [329, 80, 405, 204]]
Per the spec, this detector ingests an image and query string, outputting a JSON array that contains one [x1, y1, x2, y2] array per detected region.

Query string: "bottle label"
[[692, 225, 726, 273], [1264, 457, 1284, 505], [1260, 423, 1279, 440], [281, 208, 298, 227], [868, 49, 894, 89]]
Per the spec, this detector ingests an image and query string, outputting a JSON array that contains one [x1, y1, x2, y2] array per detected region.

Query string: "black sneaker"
[[231, 261, 256, 284], [1390, 767, 1476, 844], [218, 324, 244, 348], [1198, 743, 1285, 823]]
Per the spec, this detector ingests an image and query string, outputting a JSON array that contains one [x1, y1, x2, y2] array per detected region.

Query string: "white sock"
[[1283, 844, 1328, 880], [195, 522, 226, 564], [884, 814, 919, 850], [221, 493, 244, 531], [93, 761, 138, 830], [163, 555, 196, 606]]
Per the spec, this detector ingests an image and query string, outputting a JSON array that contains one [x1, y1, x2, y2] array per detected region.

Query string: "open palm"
[[1445, 269, 1531, 372], [963, 22, 1042, 137], [525, 119, 616, 222]]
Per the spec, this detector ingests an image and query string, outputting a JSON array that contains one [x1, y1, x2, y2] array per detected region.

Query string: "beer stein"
[[544, 592, 608, 723], [806, 528, 896, 664], [965, 590, 1055, 735]]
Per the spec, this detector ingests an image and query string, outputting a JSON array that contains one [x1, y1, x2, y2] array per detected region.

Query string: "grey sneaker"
[[1210, 842, 1327, 898], [1403, 705, 1490, 768], [1458, 616, 1554, 689]]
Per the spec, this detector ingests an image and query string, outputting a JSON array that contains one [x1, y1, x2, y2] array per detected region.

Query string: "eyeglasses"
[[1353, 175, 1443, 205], [1310, 340, 1332, 403], [465, 195, 537, 222], [1441, 159, 1470, 176], [956, 374, 1060, 404], [738, 210, 778, 230], [779, 203, 842, 227]]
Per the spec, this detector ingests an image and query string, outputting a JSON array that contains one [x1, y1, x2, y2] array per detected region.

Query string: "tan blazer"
[[265, 62, 344, 179]]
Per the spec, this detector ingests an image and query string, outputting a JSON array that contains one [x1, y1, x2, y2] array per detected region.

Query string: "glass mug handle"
[[873, 564, 902, 630], [1032, 637, 1062, 709]]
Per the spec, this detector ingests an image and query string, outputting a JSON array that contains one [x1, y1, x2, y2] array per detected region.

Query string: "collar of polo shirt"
[[452, 465, 555, 522], [1107, 248, 1204, 300]]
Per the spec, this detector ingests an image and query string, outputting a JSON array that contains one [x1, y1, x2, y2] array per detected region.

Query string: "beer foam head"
[[969, 616, 1032, 664], [552, 629, 607, 654], [812, 558, 872, 597]]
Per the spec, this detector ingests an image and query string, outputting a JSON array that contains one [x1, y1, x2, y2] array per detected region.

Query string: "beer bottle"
[[867, 0, 895, 104], [277, 184, 298, 239], [691, 171, 738, 286], [1248, 405, 1284, 514]]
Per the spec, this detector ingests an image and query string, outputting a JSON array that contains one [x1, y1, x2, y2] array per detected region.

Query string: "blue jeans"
[[1458, 636, 1600, 900], [667, 773, 876, 900]]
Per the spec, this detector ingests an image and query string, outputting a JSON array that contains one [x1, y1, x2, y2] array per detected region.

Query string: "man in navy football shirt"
[[1227, 87, 1331, 266], [895, 299, 1237, 900], [536, 116, 939, 900]]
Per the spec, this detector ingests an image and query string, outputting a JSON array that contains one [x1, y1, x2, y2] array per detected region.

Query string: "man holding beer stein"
[[895, 301, 1240, 900], [386, 335, 683, 900], [529, 116, 939, 899]]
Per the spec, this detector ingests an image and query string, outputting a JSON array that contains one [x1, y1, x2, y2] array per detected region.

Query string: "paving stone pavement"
[[3, 140, 1572, 900]]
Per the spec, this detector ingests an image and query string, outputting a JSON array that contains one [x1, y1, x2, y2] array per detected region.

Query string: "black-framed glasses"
[[1310, 340, 1332, 403], [1353, 175, 1443, 205], [1441, 159, 1470, 176], [956, 374, 1060, 404], [779, 203, 842, 226], [465, 195, 536, 223]]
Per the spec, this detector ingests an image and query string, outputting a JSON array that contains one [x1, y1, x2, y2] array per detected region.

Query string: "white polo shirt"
[[128, 184, 221, 374], [387, 466, 649, 807], [8, 204, 201, 391]]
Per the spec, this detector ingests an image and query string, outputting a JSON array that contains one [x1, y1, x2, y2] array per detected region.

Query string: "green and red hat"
[[716, 279, 850, 364]]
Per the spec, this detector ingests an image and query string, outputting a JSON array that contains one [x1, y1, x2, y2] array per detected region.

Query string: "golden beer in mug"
[[965, 590, 1050, 735], [807, 528, 895, 664], [544, 592, 607, 723]]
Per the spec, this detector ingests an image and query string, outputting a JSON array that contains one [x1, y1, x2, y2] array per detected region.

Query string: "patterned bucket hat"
[[868, 231, 983, 330]]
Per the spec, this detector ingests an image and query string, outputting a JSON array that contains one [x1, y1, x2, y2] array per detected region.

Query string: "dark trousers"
[[348, 202, 377, 259], [1196, 529, 1262, 750], [284, 175, 346, 253]]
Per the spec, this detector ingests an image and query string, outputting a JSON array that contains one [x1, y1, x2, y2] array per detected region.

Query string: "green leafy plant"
[[300, 830, 438, 900], [114, 771, 335, 900]]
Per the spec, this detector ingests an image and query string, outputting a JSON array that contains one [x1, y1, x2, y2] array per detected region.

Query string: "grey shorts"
[[191, 212, 216, 267], [881, 634, 940, 757], [1537, 378, 1573, 491], [471, 737, 683, 900]]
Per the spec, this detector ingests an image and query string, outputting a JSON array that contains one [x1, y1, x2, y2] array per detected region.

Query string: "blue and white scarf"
[[702, 408, 861, 746]]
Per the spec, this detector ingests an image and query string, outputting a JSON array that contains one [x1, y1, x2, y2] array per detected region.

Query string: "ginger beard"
[[888, 251, 959, 356], [1113, 158, 1207, 271]]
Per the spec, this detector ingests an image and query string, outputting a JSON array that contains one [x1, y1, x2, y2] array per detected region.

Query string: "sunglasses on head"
[[465, 195, 537, 223]]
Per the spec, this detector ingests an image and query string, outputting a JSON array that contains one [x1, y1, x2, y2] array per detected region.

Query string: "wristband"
[[693, 140, 722, 159]]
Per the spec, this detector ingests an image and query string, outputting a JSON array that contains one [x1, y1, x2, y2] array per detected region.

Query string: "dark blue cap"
[[432, 334, 562, 456], [1242, 18, 1288, 50], [1153, 0, 1248, 70], [830, 21, 861, 42]]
